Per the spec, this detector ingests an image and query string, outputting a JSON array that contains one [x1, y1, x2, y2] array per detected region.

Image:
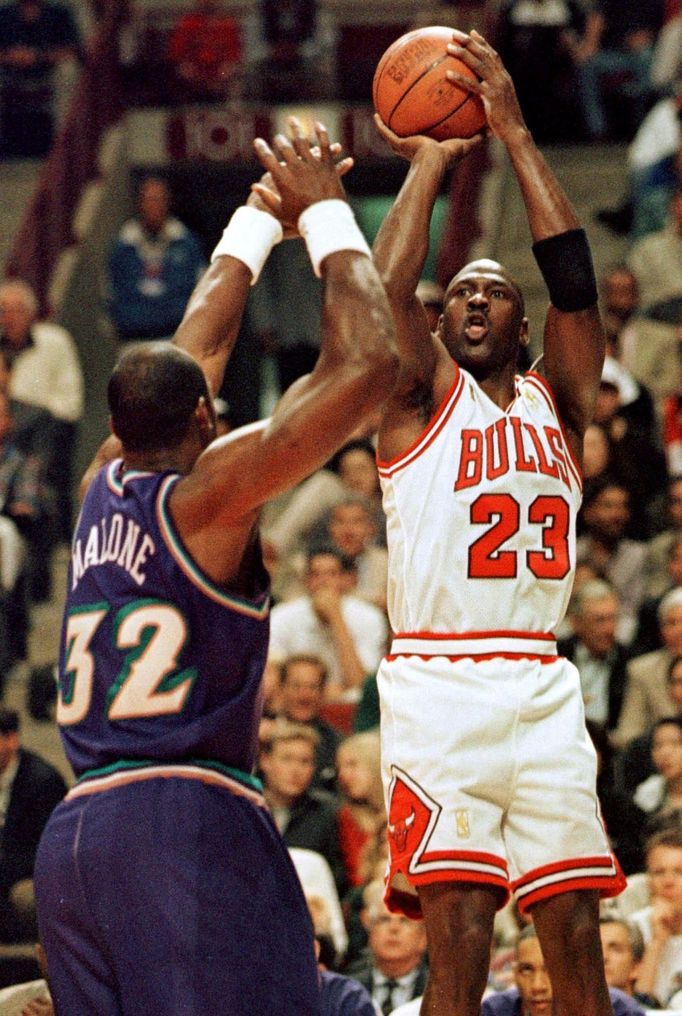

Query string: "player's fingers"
[[287, 116, 313, 161], [445, 67, 481, 94], [272, 132, 298, 165], [373, 112, 397, 142], [336, 156, 354, 177], [250, 182, 282, 214], [313, 121, 334, 163], [253, 137, 282, 175]]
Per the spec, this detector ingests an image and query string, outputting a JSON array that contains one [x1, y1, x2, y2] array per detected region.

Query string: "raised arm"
[[173, 123, 398, 584], [371, 122, 481, 392], [450, 30, 605, 449]]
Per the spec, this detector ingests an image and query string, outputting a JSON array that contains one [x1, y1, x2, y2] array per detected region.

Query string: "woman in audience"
[[335, 731, 385, 891]]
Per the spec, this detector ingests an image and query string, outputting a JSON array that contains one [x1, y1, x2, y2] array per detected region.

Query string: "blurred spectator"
[[0, 389, 54, 664], [474, 926, 645, 1016], [415, 279, 445, 333], [289, 846, 348, 962], [264, 438, 385, 587], [591, 359, 665, 536], [645, 475, 682, 598], [630, 827, 682, 1007], [342, 822, 390, 969], [559, 579, 630, 735], [310, 892, 376, 1016], [633, 716, 682, 824], [633, 536, 682, 655], [577, 476, 647, 644], [106, 175, 204, 343], [596, 82, 682, 236], [497, 0, 585, 142], [587, 721, 646, 876], [336, 732, 385, 890], [267, 546, 388, 703], [273, 654, 342, 794], [614, 588, 682, 747], [0, 0, 81, 159], [0, 942, 52, 1013], [324, 497, 387, 611], [650, 4, 682, 93], [629, 185, 682, 324], [0, 349, 56, 465], [599, 264, 641, 357], [661, 331, 682, 475], [257, 0, 325, 102], [632, 143, 682, 241], [0, 278, 83, 549], [344, 879, 428, 1014], [166, 0, 242, 102], [572, 0, 664, 141], [614, 653, 682, 796], [253, 238, 322, 395], [0, 707, 67, 944], [259, 720, 346, 897], [599, 917, 654, 1005]]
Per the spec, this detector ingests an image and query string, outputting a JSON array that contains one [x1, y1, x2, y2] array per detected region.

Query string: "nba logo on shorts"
[[455, 809, 471, 839]]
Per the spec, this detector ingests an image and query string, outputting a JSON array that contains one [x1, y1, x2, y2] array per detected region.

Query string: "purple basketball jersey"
[[58, 460, 270, 779]]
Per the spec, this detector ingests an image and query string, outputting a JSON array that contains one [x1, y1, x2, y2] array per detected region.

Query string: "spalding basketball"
[[372, 26, 487, 141]]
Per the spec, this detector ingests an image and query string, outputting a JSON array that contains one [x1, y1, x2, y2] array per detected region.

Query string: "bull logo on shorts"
[[387, 770, 439, 860]]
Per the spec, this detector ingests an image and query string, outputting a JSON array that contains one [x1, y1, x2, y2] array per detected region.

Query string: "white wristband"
[[210, 205, 283, 285], [298, 199, 372, 278]]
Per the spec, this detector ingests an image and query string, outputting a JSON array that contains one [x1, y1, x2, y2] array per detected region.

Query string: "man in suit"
[[559, 578, 630, 736], [613, 586, 682, 747], [345, 879, 428, 1015], [0, 707, 67, 942]]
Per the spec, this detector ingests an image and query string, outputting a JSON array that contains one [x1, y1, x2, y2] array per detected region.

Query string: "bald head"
[[446, 259, 525, 316], [108, 342, 210, 454]]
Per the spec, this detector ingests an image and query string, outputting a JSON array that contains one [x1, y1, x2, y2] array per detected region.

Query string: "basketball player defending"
[[373, 30, 624, 1016], [34, 122, 398, 1015]]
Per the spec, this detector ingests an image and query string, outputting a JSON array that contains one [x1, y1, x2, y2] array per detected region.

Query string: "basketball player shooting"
[[33, 120, 398, 1016], [372, 29, 624, 1016]]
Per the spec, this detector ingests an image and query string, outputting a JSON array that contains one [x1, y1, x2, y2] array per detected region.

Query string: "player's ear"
[[195, 396, 216, 438], [519, 318, 530, 347]]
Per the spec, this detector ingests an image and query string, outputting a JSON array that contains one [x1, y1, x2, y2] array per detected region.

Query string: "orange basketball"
[[372, 26, 487, 141]]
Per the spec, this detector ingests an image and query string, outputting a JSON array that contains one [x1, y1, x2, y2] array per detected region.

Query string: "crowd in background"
[[0, 0, 682, 1013]]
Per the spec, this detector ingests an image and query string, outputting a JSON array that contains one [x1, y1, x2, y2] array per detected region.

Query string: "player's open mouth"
[[464, 314, 488, 341]]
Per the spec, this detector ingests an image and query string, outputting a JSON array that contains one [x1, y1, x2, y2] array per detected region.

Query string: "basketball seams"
[[389, 54, 472, 133]]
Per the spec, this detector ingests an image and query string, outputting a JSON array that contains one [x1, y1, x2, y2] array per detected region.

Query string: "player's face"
[[652, 722, 682, 780], [440, 264, 526, 379], [514, 938, 552, 1016], [600, 922, 637, 991], [647, 845, 682, 908], [281, 662, 324, 723]]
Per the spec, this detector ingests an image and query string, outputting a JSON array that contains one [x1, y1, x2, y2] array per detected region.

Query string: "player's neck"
[[122, 446, 195, 476]]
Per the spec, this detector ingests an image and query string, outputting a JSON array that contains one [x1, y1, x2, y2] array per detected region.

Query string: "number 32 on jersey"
[[58, 599, 197, 725]]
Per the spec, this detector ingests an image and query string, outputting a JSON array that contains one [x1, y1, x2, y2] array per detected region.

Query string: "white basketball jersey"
[[377, 366, 582, 639]]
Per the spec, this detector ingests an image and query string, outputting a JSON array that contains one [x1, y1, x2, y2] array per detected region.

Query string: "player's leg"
[[35, 799, 122, 1016], [531, 889, 613, 1016], [417, 881, 501, 1016]]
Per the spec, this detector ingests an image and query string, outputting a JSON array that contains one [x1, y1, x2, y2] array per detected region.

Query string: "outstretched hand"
[[445, 30, 526, 141], [373, 113, 483, 165], [251, 118, 351, 229]]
